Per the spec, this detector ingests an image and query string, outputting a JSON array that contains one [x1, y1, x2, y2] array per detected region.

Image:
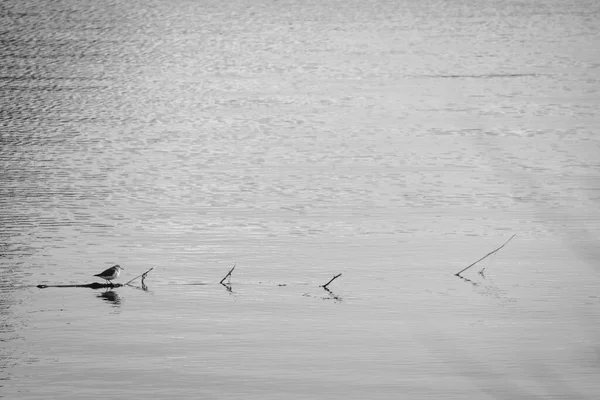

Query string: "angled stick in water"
[[125, 267, 154, 286], [219, 264, 236, 284], [455, 234, 516, 276], [320, 273, 342, 290]]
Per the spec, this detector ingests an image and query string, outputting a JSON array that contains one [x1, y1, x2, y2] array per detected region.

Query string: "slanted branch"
[[455, 234, 516, 277], [125, 267, 154, 286], [220, 264, 236, 284], [320, 273, 342, 290]]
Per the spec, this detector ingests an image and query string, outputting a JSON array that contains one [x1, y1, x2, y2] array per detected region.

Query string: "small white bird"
[[94, 265, 124, 286]]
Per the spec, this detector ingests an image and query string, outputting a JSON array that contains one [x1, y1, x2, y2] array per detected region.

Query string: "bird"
[[94, 265, 124, 286]]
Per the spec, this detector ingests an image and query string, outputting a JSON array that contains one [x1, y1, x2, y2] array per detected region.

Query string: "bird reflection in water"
[[97, 290, 122, 306]]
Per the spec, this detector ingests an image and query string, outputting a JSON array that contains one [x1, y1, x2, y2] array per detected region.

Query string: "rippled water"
[[2, 0, 600, 399]]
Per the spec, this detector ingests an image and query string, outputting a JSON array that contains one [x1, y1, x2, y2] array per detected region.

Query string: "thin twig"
[[320, 273, 342, 290], [455, 234, 516, 276], [219, 264, 236, 284], [125, 267, 154, 286]]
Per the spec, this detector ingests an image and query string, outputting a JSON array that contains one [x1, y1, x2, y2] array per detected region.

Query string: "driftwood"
[[36, 265, 347, 300], [320, 273, 342, 290], [455, 234, 516, 277], [37, 268, 155, 289], [37, 282, 124, 289], [125, 267, 154, 286], [219, 264, 236, 284]]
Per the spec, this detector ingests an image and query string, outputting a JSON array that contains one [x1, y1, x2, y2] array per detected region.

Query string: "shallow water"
[[1, 0, 600, 399]]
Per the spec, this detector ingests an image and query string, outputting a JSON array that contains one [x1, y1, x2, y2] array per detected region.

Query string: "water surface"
[[1, 0, 600, 398]]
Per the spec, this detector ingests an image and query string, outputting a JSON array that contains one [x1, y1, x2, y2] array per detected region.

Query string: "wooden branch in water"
[[455, 234, 516, 277], [219, 264, 236, 284], [320, 273, 342, 290], [37, 268, 155, 289], [37, 283, 124, 289], [125, 267, 154, 286]]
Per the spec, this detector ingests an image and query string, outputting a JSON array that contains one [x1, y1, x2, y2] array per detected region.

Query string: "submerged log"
[[37, 283, 124, 289], [37, 267, 154, 289]]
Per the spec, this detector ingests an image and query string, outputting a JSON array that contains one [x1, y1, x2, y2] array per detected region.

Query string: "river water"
[[1, 0, 600, 399]]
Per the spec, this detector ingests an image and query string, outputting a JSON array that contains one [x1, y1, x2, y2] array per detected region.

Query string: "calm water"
[[1, 0, 600, 398]]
